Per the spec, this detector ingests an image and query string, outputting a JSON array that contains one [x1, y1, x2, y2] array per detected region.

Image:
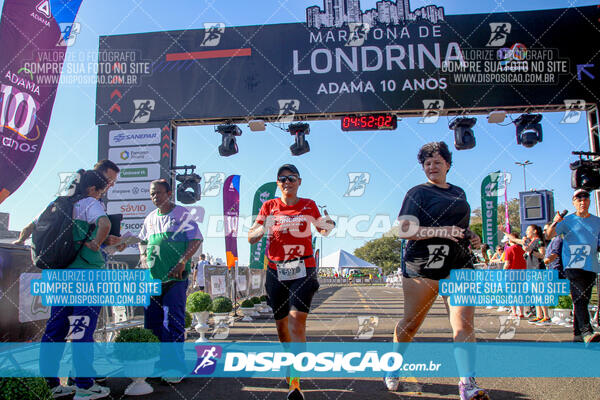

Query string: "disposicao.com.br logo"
[[185, 344, 443, 377]]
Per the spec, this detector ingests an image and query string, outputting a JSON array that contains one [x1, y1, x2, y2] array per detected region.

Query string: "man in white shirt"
[[193, 254, 208, 291]]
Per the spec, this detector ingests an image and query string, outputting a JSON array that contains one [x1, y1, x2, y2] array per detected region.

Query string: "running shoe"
[[287, 377, 304, 400], [383, 375, 400, 391], [50, 385, 75, 398], [583, 332, 600, 344], [527, 316, 542, 324], [534, 317, 552, 326], [73, 383, 110, 400], [459, 377, 490, 400]]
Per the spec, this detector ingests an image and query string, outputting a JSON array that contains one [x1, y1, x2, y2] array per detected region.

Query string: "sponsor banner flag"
[[481, 171, 501, 249], [223, 175, 240, 269], [0, 0, 83, 203], [249, 182, 277, 269]]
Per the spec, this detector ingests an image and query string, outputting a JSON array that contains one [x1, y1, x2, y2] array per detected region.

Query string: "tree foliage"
[[470, 198, 521, 236], [354, 236, 402, 275]]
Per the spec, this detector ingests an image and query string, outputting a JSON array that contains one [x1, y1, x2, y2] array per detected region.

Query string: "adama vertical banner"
[[0, 0, 83, 203], [223, 175, 240, 269], [249, 182, 277, 269]]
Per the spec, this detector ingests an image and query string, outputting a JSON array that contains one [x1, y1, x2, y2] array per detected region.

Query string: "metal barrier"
[[96, 261, 144, 342], [318, 276, 385, 286]]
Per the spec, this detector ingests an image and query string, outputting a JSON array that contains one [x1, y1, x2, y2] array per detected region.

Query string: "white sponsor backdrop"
[[107, 200, 155, 219], [117, 163, 161, 182], [108, 182, 151, 200], [109, 128, 161, 146], [109, 145, 161, 164]]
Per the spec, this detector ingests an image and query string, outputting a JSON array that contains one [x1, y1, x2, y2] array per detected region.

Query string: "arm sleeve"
[[138, 216, 149, 242], [85, 199, 107, 225], [256, 201, 270, 225], [555, 220, 565, 235], [309, 200, 323, 220]]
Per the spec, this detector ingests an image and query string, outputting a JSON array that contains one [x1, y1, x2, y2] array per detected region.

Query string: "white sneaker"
[[73, 383, 110, 400], [384, 376, 399, 391], [50, 385, 75, 398]]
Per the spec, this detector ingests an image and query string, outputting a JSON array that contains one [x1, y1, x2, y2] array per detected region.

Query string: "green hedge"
[[0, 377, 52, 400], [211, 296, 233, 313], [186, 291, 212, 312]]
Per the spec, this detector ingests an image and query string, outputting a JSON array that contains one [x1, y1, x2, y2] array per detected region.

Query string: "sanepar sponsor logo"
[[108, 128, 160, 146], [224, 351, 404, 373]]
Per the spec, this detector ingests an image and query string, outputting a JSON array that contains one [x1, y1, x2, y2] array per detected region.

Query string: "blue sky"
[[1, 0, 598, 264]]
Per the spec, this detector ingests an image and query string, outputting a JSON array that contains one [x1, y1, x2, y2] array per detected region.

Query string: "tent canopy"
[[320, 249, 381, 273]]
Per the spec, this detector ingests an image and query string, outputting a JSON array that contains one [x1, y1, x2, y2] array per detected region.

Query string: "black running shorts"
[[265, 267, 320, 320]]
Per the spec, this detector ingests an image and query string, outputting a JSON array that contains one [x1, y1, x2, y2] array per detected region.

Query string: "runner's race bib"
[[277, 259, 306, 281]]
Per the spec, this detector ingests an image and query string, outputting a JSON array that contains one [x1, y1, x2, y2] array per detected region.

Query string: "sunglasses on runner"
[[277, 175, 299, 183]]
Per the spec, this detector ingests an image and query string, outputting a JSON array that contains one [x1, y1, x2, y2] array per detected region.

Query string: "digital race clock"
[[341, 114, 397, 131]]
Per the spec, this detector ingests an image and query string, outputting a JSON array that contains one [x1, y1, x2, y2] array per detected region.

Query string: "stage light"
[[449, 117, 477, 150], [216, 124, 242, 156], [288, 122, 310, 156], [570, 152, 600, 191], [514, 114, 543, 148], [175, 168, 202, 204]]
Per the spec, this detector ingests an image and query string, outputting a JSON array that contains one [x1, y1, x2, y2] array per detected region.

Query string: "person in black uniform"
[[385, 142, 490, 400]]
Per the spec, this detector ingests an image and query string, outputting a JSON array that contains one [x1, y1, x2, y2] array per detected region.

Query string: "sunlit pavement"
[[99, 285, 600, 400]]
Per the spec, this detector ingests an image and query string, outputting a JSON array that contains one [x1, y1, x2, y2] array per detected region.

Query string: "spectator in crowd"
[[549, 189, 600, 343], [480, 243, 492, 265], [503, 236, 527, 318], [13, 160, 121, 246], [543, 223, 565, 279], [39, 170, 112, 399], [489, 245, 504, 263], [138, 179, 203, 382], [504, 225, 550, 325], [193, 254, 208, 291]]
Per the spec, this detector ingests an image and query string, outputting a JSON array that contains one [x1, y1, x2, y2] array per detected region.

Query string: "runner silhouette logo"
[[277, 99, 300, 123], [201, 23, 225, 46], [355, 316, 379, 339], [425, 245, 449, 269], [345, 172, 370, 197], [567, 245, 590, 269], [65, 315, 90, 340], [202, 172, 225, 197], [487, 23, 511, 47], [497, 315, 520, 340], [193, 345, 223, 375], [562, 100, 586, 124], [346, 23, 371, 46], [57, 23, 80, 47], [131, 100, 155, 123], [420, 100, 444, 124]]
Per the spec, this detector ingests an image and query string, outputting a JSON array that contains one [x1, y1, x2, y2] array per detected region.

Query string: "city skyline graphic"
[[306, 0, 445, 28]]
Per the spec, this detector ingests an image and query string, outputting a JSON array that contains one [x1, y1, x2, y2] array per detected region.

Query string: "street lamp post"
[[317, 204, 326, 269], [515, 160, 533, 191]]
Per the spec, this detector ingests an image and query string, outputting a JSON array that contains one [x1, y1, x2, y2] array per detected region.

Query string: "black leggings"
[[565, 269, 597, 336]]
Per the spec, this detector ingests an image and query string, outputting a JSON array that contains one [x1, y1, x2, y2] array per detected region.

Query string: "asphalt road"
[[96, 284, 600, 400]]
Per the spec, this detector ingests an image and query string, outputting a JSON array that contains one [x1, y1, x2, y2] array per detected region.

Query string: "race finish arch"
[[95, 3, 600, 255]]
